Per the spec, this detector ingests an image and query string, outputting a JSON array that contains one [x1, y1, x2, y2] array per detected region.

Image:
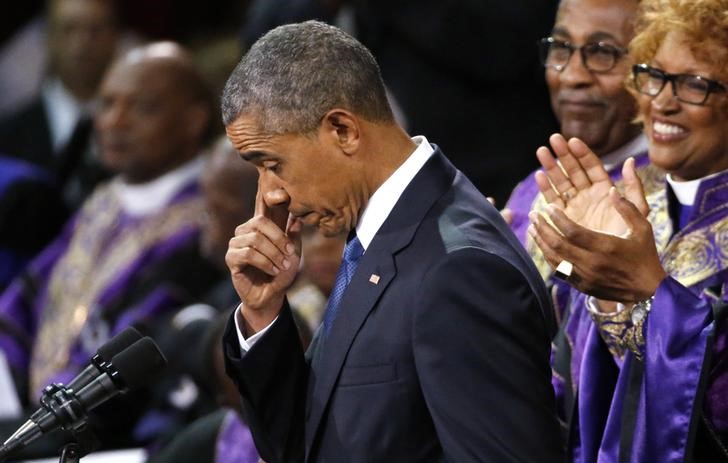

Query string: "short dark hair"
[[221, 20, 394, 133]]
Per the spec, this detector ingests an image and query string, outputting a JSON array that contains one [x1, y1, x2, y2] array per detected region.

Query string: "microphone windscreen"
[[111, 337, 167, 390], [97, 326, 143, 361]]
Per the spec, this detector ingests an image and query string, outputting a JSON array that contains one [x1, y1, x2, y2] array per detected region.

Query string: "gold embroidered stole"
[[648, 186, 728, 287], [29, 185, 204, 396]]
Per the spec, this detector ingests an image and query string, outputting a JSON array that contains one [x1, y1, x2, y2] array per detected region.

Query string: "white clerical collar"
[[666, 169, 727, 206], [112, 156, 205, 217], [41, 78, 95, 152], [600, 134, 648, 172], [355, 135, 435, 250]]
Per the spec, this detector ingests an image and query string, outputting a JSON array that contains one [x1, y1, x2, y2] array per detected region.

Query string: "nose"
[[97, 100, 129, 131], [259, 173, 290, 208], [558, 51, 594, 86], [650, 81, 679, 113]]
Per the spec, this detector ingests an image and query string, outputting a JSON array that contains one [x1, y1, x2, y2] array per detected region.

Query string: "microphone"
[[67, 326, 144, 393], [0, 337, 166, 460], [25, 326, 143, 425]]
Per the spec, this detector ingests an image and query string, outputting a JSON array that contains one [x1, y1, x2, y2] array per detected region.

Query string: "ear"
[[319, 109, 360, 155]]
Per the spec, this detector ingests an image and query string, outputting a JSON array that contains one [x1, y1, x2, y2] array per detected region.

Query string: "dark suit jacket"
[[0, 97, 110, 210], [0, 98, 54, 169], [224, 149, 564, 462]]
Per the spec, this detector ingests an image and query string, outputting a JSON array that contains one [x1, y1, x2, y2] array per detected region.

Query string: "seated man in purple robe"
[[0, 41, 220, 453], [504, 0, 663, 280], [528, 0, 728, 459]]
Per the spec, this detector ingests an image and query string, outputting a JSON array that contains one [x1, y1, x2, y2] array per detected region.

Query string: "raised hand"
[[528, 134, 665, 303], [226, 186, 302, 334], [534, 134, 648, 236]]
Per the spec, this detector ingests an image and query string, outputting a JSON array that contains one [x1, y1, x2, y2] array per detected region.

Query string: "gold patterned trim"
[[29, 185, 205, 396], [588, 306, 631, 359], [647, 188, 728, 287]]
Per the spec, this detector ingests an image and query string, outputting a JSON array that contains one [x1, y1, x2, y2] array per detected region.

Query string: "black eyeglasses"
[[538, 37, 628, 73], [632, 63, 726, 105]]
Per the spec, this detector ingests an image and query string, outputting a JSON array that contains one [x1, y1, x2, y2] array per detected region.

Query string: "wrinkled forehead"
[[554, 0, 637, 42], [225, 113, 273, 151]]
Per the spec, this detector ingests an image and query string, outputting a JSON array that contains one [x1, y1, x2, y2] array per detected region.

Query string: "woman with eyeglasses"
[[528, 0, 728, 461]]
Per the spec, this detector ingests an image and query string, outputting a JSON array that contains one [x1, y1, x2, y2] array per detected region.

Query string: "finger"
[[254, 184, 266, 217], [230, 231, 292, 272], [608, 187, 649, 237], [500, 208, 513, 226], [550, 134, 591, 190], [621, 158, 649, 217], [486, 196, 496, 206], [537, 142, 575, 197], [567, 138, 611, 185], [254, 179, 289, 231], [226, 243, 283, 277], [235, 216, 296, 258], [286, 216, 303, 256], [527, 220, 563, 270], [535, 170, 565, 207]]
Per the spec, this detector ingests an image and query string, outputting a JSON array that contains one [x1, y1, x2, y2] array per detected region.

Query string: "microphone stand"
[[57, 425, 98, 463], [40, 384, 99, 463]]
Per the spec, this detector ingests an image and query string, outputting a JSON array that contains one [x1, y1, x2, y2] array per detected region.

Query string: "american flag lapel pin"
[[369, 274, 380, 285]]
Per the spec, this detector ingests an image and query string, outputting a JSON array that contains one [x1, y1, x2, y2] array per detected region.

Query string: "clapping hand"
[[527, 134, 666, 303]]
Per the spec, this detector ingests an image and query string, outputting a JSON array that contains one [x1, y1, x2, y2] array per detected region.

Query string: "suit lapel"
[[305, 247, 398, 453], [304, 149, 457, 458]]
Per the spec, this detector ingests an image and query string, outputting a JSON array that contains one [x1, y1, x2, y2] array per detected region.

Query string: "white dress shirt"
[[41, 78, 95, 153], [112, 156, 205, 217], [236, 136, 435, 351]]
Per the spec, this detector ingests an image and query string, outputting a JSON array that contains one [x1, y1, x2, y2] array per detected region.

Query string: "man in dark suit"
[[221, 20, 564, 462], [0, 0, 119, 211]]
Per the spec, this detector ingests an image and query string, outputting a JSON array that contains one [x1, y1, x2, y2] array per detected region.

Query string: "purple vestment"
[[0, 175, 210, 401], [553, 170, 728, 462], [215, 409, 260, 463]]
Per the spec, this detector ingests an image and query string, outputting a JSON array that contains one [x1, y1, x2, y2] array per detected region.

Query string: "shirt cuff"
[[234, 303, 278, 353]]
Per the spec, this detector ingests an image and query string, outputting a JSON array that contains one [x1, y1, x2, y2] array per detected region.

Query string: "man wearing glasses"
[[504, 0, 664, 280]]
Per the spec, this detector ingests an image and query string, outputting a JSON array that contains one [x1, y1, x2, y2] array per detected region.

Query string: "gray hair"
[[221, 20, 394, 133]]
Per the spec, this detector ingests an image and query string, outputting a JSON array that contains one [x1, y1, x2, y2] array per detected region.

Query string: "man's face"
[[48, 0, 118, 100], [95, 58, 203, 183], [225, 115, 366, 237], [546, 0, 639, 156]]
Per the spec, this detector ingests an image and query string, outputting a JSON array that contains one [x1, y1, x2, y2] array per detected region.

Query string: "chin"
[[317, 216, 350, 237]]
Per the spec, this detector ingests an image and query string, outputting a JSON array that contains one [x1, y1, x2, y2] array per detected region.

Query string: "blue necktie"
[[322, 233, 364, 337]]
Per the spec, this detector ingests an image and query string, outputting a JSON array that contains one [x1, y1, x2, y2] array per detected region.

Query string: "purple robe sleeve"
[[504, 171, 539, 246], [0, 220, 74, 373]]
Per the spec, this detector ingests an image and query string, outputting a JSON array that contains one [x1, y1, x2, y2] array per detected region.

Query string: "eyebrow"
[[239, 151, 266, 162], [651, 58, 705, 76], [551, 27, 619, 43]]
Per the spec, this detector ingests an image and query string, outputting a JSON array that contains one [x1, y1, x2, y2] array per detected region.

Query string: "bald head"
[[95, 42, 215, 183], [200, 137, 259, 266]]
